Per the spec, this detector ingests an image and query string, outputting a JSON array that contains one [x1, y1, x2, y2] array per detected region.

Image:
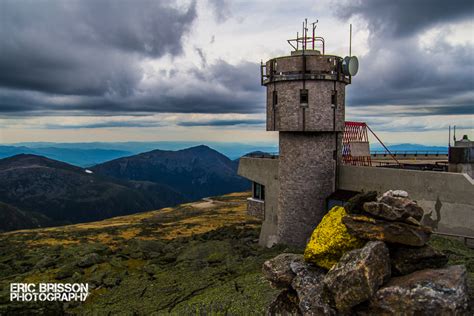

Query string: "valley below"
[[0, 192, 473, 314], [0, 192, 288, 314]]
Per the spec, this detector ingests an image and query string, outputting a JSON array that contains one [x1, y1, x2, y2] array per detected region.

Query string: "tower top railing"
[[287, 19, 325, 54]]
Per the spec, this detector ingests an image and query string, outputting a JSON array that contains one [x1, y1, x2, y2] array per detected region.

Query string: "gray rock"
[[363, 201, 421, 224], [343, 214, 432, 246], [89, 270, 106, 286], [403, 216, 421, 226], [323, 241, 391, 313], [390, 245, 448, 276], [55, 264, 75, 280], [378, 196, 424, 221], [35, 256, 56, 269], [364, 265, 469, 315], [77, 253, 102, 268], [266, 289, 301, 316], [71, 271, 83, 282], [344, 191, 378, 214], [382, 190, 408, 198], [290, 261, 335, 315], [103, 275, 122, 287], [133, 240, 166, 259], [262, 253, 303, 288], [143, 263, 160, 277]]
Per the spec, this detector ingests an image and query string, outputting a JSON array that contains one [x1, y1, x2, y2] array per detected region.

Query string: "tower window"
[[253, 182, 265, 201], [300, 89, 308, 105], [272, 90, 278, 106]]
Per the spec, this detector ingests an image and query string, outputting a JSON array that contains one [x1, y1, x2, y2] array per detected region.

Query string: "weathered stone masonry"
[[246, 49, 353, 248]]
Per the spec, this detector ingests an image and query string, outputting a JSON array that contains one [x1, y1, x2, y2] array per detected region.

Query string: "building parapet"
[[338, 165, 474, 238], [238, 156, 279, 185]]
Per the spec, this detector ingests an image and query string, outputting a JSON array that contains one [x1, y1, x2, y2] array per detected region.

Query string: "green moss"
[[429, 235, 474, 299], [2, 192, 471, 315], [304, 206, 365, 269]]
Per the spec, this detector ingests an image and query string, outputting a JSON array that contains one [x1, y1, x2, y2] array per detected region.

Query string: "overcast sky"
[[0, 0, 473, 145]]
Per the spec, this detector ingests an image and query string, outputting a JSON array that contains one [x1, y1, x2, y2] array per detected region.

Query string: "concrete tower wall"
[[255, 48, 352, 247], [265, 54, 347, 132], [278, 132, 341, 247], [266, 81, 345, 131]]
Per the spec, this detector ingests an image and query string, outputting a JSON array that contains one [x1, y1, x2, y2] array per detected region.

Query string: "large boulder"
[[363, 265, 469, 315], [390, 245, 448, 276], [290, 260, 335, 315], [378, 195, 424, 221], [323, 241, 391, 313], [262, 253, 303, 288], [363, 202, 421, 225], [342, 214, 432, 246], [304, 206, 365, 270]]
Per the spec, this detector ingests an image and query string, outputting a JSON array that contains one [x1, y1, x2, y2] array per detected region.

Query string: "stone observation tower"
[[239, 20, 359, 247]]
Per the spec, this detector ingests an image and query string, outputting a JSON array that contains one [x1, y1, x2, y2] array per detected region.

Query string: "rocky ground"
[[0, 191, 472, 315], [264, 190, 474, 315], [0, 192, 297, 315]]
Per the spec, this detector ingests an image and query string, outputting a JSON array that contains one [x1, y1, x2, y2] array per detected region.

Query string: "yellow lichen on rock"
[[304, 206, 365, 270]]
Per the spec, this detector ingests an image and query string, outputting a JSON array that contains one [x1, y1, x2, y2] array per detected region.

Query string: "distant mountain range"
[[0, 145, 250, 232], [0, 145, 132, 167], [0, 142, 447, 168], [3, 141, 279, 165]]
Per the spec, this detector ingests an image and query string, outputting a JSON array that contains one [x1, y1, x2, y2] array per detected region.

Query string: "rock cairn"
[[262, 190, 469, 315]]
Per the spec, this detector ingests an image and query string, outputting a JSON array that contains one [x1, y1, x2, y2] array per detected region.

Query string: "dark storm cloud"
[[335, 0, 474, 120], [336, 0, 473, 38], [0, 0, 196, 96], [178, 119, 265, 127], [0, 59, 264, 115], [0, 0, 265, 117]]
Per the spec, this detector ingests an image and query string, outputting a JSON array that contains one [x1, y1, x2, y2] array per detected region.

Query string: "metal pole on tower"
[[349, 24, 352, 57]]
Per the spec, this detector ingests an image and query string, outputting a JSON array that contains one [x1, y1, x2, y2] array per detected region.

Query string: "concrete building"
[[449, 135, 474, 178], [238, 24, 474, 248]]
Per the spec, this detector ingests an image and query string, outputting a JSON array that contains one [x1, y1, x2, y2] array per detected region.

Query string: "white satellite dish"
[[342, 56, 359, 76]]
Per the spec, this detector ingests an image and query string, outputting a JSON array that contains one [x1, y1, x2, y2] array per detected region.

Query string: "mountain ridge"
[[91, 145, 249, 200], [0, 146, 249, 231], [0, 154, 186, 231]]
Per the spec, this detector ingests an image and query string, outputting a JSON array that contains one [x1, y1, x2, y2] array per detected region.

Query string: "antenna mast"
[[349, 24, 352, 56]]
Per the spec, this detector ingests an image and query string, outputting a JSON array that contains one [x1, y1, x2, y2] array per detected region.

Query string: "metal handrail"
[[433, 231, 474, 248], [371, 150, 448, 156]]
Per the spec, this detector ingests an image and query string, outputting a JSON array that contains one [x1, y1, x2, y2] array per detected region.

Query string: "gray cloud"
[[335, 0, 474, 122], [336, 0, 474, 38], [178, 119, 265, 127], [0, 0, 196, 97], [0, 0, 265, 117], [1, 0, 471, 134], [0, 59, 264, 115], [208, 0, 231, 23]]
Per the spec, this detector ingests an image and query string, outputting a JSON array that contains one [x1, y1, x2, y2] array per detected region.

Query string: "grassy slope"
[[0, 192, 295, 315], [0, 192, 472, 314]]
